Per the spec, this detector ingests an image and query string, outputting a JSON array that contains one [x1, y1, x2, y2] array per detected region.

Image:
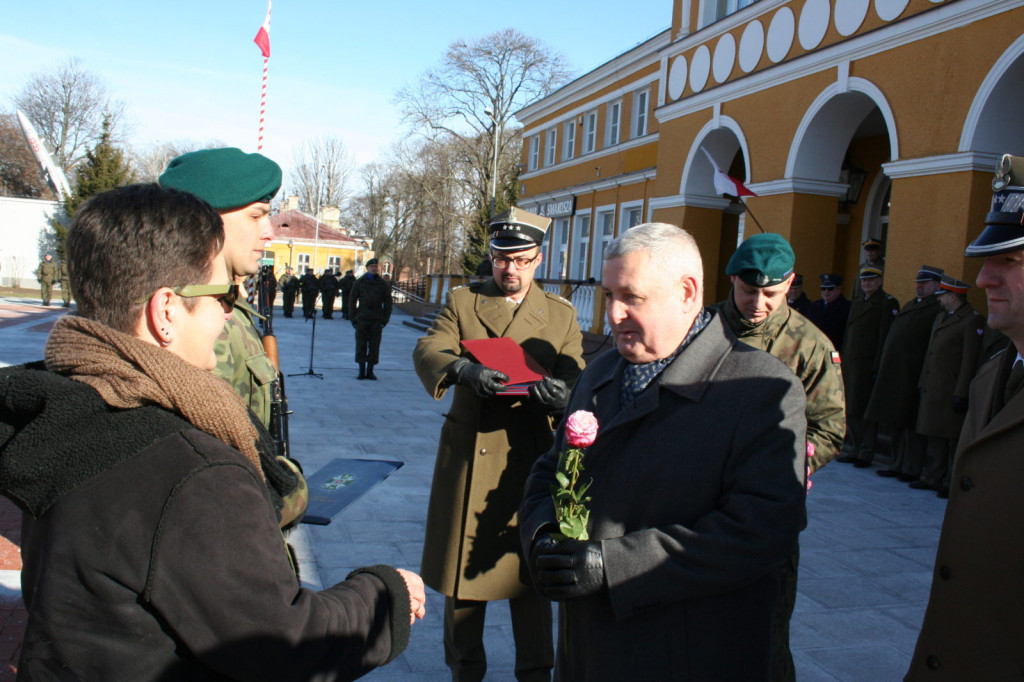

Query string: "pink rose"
[[565, 410, 599, 448]]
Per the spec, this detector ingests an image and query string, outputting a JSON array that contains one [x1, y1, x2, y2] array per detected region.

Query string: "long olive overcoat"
[[915, 303, 985, 439], [906, 347, 1024, 680], [413, 279, 584, 601], [863, 295, 941, 427], [842, 289, 899, 418]]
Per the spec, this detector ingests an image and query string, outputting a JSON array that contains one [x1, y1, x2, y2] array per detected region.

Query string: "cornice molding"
[[883, 151, 1002, 179]]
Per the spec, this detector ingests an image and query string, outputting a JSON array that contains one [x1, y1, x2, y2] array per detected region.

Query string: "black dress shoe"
[[876, 469, 900, 478], [908, 480, 937, 491], [936, 487, 950, 499], [852, 459, 872, 468], [897, 473, 916, 482]]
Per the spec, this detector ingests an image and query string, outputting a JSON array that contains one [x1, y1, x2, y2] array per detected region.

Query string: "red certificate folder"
[[460, 337, 549, 395]]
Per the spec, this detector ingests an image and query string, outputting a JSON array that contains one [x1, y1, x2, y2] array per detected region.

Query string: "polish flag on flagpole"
[[254, 1, 272, 58], [701, 147, 757, 198]]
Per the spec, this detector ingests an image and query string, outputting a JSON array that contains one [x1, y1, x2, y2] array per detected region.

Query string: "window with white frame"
[[554, 218, 570, 278], [327, 256, 340, 272], [699, 0, 758, 28], [591, 209, 615, 279], [545, 128, 557, 166], [606, 100, 621, 147], [563, 120, 576, 161], [297, 253, 311, 269], [621, 204, 643, 231], [632, 89, 649, 139], [572, 214, 591, 280], [582, 109, 598, 155], [528, 134, 540, 171]]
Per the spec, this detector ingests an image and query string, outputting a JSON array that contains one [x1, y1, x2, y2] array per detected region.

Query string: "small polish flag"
[[701, 147, 757, 198], [254, 1, 272, 58]]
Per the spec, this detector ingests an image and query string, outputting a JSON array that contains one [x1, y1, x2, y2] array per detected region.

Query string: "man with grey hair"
[[520, 223, 807, 680]]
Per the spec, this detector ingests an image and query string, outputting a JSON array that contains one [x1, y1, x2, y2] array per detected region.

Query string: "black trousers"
[[354, 318, 384, 364], [282, 290, 296, 316]]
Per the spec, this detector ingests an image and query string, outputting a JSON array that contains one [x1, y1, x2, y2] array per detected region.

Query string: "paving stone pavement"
[[0, 297, 948, 681]]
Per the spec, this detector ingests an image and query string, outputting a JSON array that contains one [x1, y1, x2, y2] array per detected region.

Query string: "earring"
[[160, 329, 172, 347]]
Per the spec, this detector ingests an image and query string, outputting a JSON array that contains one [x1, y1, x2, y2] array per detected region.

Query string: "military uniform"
[[299, 270, 319, 319], [339, 271, 356, 319], [842, 286, 899, 465], [58, 262, 71, 307], [321, 271, 339, 319], [806, 287, 851, 350], [915, 292, 984, 490], [865, 271, 943, 480], [213, 301, 277, 429], [279, 271, 298, 317], [852, 238, 885, 298], [350, 269, 392, 372], [36, 257, 57, 306]]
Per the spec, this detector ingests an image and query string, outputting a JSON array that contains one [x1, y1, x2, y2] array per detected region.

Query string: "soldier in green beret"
[[350, 258, 392, 379], [159, 147, 282, 430], [717, 232, 845, 682]]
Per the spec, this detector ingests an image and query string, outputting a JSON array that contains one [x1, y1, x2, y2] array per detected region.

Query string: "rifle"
[[257, 266, 292, 462]]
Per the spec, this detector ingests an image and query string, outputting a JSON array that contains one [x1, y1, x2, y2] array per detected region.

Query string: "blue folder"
[[301, 458, 404, 525]]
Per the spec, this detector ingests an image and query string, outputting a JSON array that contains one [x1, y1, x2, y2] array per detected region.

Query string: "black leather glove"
[[952, 396, 969, 414], [528, 377, 569, 412], [449, 357, 509, 398], [531, 537, 605, 601]]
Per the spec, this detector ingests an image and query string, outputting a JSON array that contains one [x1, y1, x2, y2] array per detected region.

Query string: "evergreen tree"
[[51, 114, 134, 258], [460, 163, 520, 275]]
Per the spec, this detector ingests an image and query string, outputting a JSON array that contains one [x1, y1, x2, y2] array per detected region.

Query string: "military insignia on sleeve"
[[830, 351, 841, 364]]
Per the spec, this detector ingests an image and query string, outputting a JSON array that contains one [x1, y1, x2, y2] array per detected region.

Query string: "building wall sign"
[[536, 197, 577, 218]]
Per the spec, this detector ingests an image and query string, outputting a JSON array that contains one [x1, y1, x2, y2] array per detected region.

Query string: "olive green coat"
[[719, 296, 845, 473], [916, 303, 985, 439], [863, 295, 942, 428], [413, 279, 584, 600], [843, 289, 899, 418]]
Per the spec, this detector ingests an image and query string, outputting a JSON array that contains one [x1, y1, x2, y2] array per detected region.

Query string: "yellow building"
[[517, 0, 1024, 307], [267, 209, 373, 275]]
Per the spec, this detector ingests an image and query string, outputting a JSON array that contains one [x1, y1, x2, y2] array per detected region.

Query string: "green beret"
[[159, 147, 282, 210], [366, 258, 379, 266], [725, 233, 795, 287]]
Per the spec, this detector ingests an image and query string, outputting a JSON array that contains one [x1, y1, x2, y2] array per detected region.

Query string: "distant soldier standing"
[[786, 273, 812, 316], [806, 274, 851, 350], [718, 233, 845, 682], [300, 267, 319, 319], [867, 265, 944, 482], [279, 266, 298, 318], [321, 269, 340, 319], [838, 266, 899, 467], [36, 254, 57, 306], [58, 259, 71, 307], [912, 275, 984, 497], [340, 269, 356, 319], [853, 237, 885, 298], [350, 258, 392, 380]]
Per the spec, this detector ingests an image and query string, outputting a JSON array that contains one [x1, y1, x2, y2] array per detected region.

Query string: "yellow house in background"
[[266, 209, 373, 276], [517, 0, 1024, 309]]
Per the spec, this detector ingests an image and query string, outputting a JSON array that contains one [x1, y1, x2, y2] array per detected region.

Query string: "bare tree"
[[288, 136, 355, 213], [0, 111, 52, 198], [394, 29, 571, 268], [13, 58, 127, 174], [130, 139, 228, 182]]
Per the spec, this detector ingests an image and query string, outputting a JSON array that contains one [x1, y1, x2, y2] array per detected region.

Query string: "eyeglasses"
[[136, 284, 239, 312], [490, 253, 539, 269]]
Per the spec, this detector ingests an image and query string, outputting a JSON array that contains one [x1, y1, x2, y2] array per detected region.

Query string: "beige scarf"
[[44, 315, 263, 479]]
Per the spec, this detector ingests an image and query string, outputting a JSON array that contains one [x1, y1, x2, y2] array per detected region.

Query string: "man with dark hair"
[[521, 222, 806, 680], [907, 154, 1024, 680], [718, 233, 844, 682], [158, 147, 282, 428], [415, 207, 584, 682], [351, 259, 392, 380]]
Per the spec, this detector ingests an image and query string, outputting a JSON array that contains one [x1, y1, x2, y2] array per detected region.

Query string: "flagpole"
[[258, 56, 269, 151], [737, 197, 767, 233]]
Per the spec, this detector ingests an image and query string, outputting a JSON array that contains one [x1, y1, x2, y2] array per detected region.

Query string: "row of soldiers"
[[34, 253, 71, 307], [276, 266, 358, 319], [818, 249, 1000, 499]]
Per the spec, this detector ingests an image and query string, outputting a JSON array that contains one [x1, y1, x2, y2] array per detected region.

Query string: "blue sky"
[[1, 1, 669, 180]]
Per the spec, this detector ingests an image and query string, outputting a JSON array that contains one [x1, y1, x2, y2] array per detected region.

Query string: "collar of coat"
[[474, 278, 551, 341], [587, 309, 733, 435], [719, 291, 790, 345]]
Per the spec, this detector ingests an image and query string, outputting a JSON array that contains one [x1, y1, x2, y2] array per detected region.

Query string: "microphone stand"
[[290, 293, 324, 380]]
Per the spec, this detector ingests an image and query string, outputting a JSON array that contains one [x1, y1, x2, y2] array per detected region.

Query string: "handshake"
[[447, 357, 569, 410], [527, 536, 606, 602]]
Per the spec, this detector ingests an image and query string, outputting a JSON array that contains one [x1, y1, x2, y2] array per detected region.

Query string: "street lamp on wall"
[[484, 106, 500, 218], [839, 162, 868, 206]]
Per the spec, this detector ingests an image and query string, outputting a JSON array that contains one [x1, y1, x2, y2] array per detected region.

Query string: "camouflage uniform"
[[720, 294, 845, 682], [213, 301, 277, 429], [58, 263, 71, 306], [36, 258, 58, 306], [720, 296, 845, 473]]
